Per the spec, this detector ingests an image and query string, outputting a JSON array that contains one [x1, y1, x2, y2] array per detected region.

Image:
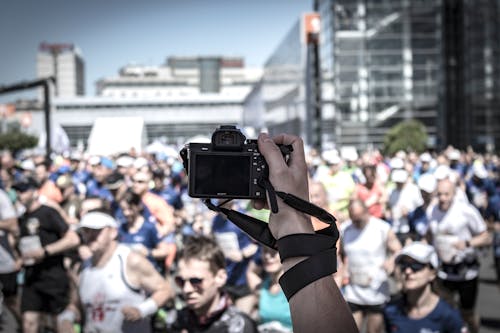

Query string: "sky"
[[0, 0, 311, 103]]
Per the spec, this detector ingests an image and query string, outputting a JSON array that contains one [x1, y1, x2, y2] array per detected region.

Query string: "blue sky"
[[0, 0, 311, 102]]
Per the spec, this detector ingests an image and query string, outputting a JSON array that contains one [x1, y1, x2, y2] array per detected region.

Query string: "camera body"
[[180, 125, 291, 200]]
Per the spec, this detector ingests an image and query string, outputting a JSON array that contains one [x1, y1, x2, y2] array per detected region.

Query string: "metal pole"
[[0, 77, 54, 162], [43, 80, 51, 163]]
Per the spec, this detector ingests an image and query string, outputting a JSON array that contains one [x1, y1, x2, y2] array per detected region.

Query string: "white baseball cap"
[[391, 169, 408, 183], [396, 242, 439, 269], [472, 163, 488, 179], [420, 152, 432, 163], [79, 212, 118, 229], [389, 157, 404, 169], [418, 173, 437, 193]]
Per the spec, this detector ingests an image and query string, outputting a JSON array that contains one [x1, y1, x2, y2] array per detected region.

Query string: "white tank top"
[[79, 244, 152, 333], [341, 217, 391, 305]]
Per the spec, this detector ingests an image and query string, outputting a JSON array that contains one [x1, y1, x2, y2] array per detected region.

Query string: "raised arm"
[[257, 133, 358, 333]]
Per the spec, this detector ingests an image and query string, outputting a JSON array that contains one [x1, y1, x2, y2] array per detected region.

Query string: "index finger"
[[270, 133, 307, 171]]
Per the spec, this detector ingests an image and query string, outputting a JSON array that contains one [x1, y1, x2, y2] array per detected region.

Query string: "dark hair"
[[179, 235, 226, 274], [120, 190, 142, 207]]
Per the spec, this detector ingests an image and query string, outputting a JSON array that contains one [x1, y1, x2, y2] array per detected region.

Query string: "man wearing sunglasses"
[[384, 242, 466, 333], [168, 235, 258, 332], [73, 211, 173, 333]]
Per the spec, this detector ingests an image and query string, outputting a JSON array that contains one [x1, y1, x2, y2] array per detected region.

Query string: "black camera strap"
[[204, 176, 341, 301], [203, 178, 338, 255]]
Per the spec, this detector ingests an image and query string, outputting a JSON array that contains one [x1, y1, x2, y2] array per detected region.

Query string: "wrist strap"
[[276, 231, 337, 262], [279, 247, 337, 300]]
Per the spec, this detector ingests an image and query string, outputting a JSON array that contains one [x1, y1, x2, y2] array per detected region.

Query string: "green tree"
[[0, 128, 38, 155], [383, 120, 428, 156]]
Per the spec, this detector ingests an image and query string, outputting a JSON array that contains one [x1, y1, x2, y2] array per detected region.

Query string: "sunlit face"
[[176, 258, 226, 314], [437, 179, 455, 211], [132, 171, 151, 195], [348, 202, 367, 226], [396, 256, 435, 291], [310, 182, 328, 208]]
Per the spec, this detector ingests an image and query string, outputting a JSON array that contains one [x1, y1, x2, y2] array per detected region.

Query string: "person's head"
[[119, 190, 143, 224], [348, 199, 369, 227], [176, 235, 227, 315], [436, 178, 455, 211], [391, 169, 408, 189], [80, 196, 110, 217], [104, 171, 127, 199], [132, 169, 152, 196], [262, 246, 282, 276], [419, 153, 432, 173], [92, 157, 115, 183], [78, 211, 119, 254], [152, 169, 166, 190], [395, 242, 438, 292], [33, 161, 49, 184], [309, 180, 328, 209], [12, 177, 39, 208], [417, 173, 436, 205], [362, 164, 377, 186]]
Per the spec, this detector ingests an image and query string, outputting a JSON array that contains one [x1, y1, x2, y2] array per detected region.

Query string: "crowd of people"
[[0, 136, 499, 333]]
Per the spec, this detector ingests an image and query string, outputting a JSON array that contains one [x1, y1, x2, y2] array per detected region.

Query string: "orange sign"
[[303, 13, 321, 44]]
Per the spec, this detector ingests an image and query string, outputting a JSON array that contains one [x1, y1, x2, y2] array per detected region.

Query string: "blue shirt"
[[384, 298, 465, 333], [212, 213, 254, 287], [259, 277, 292, 330], [408, 205, 430, 240]]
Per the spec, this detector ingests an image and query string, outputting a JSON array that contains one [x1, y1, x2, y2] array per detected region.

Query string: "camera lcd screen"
[[193, 154, 251, 197]]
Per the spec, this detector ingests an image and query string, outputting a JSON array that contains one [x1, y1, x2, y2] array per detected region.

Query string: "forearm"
[[289, 275, 358, 333], [470, 231, 491, 248], [0, 218, 18, 234], [45, 231, 80, 255]]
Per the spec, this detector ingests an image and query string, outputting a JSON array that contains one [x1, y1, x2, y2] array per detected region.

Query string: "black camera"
[[180, 125, 292, 200]]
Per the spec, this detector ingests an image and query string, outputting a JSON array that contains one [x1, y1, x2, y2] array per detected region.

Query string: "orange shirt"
[[141, 191, 175, 234], [38, 180, 63, 204]]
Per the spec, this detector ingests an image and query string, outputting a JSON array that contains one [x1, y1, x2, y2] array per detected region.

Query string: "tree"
[[383, 120, 428, 156], [0, 126, 38, 155]]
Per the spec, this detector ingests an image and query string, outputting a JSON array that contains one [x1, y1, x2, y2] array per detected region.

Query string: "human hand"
[[122, 306, 142, 321], [22, 248, 45, 265], [255, 133, 313, 239]]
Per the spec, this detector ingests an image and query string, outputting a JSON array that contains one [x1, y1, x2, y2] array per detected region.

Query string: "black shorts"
[[0, 272, 18, 298], [437, 278, 478, 311], [21, 282, 69, 315], [348, 302, 385, 314]]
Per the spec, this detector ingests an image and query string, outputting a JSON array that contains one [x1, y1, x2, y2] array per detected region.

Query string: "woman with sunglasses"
[[384, 242, 466, 333]]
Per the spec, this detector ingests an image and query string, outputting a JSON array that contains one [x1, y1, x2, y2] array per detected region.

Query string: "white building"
[[25, 55, 262, 150], [36, 42, 85, 98]]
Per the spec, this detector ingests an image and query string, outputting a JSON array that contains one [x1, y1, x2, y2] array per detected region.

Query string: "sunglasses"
[[78, 228, 104, 244], [398, 261, 428, 272], [175, 276, 204, 290], [133, 179, 148, 183]]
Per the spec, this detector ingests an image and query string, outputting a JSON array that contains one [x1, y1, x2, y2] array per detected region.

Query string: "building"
[[251, 0, 500, 152], [36, 42, 85, 98], [27, 56, 262, 149]]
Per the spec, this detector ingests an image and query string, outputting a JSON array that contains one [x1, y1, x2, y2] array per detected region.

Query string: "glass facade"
[[250, 0, 500, 150], [318, 0, 443, 149]]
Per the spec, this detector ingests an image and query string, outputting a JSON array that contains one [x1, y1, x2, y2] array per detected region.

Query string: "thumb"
[[257, 133, 287, 174]]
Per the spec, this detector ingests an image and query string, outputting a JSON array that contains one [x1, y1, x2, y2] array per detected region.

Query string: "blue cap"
[[100, 157, 115, 169]]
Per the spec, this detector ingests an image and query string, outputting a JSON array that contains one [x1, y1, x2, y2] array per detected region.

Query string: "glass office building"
[[254, 0, 500, 151]]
